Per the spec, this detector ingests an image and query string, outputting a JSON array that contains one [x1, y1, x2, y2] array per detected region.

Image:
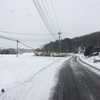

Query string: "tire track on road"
[[50, 56, 100, 100]]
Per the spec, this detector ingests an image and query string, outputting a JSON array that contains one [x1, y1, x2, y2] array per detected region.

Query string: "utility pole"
[[17, 40, 19, 58], [58, 31, 61, 54]]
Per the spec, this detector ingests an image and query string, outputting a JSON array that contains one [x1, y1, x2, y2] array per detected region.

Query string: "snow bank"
[[77, 54, 100, 70]]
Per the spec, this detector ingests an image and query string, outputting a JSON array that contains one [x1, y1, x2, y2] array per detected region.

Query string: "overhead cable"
[[67, 0, 100, 32], [32, 0, 57, 40], [51, 0, 60, 31], [41, 0, 57, 33], [35, 0, 57, 39], [19, 41, 34, 49], [0, 30, 57, 36], [0, 34, 34, 49], [0, 34, 16, 42]]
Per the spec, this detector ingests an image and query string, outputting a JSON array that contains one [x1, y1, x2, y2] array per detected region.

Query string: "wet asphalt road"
[[50, 56, 100, 100]]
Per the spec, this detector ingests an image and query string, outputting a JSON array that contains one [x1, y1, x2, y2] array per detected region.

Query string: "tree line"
[[41, 31, 100, 53]]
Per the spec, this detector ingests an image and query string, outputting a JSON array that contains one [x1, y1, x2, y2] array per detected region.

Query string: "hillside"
[[42, 31, 100, 53]]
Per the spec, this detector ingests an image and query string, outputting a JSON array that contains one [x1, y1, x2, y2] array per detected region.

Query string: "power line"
[[0, 34, 16, 42], [0, 30, 58, 36], [0, 34, 34, 49], [67, 0, 100, 32], [0, 0, 61, 49], [19, 41, 34, 49], [40, 0, 56, 33], [34, 0, 55, 36], [50, 0, 61, 41], [43, 0, 58, 32], [32, 0, 57, 40], [35, 0, 57, 39], [51, 0, 60, 31]]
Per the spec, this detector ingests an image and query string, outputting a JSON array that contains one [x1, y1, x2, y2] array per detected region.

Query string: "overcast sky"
[[0, 0, 100, 49]]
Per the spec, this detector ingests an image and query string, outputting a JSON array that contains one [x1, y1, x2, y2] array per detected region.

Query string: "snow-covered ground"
[[0, 53, 70, 100], [77, 54, 100, 70]]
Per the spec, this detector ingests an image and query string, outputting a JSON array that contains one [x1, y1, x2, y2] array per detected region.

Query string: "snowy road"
[[0, 53, 70, 100], [51, 56, 100, 100]]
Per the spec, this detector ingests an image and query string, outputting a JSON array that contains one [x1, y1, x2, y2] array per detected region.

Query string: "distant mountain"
[[42, 31, 100, 53]]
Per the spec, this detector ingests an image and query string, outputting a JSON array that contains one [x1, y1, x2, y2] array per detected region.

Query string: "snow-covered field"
[[0, 53, 70, 100]]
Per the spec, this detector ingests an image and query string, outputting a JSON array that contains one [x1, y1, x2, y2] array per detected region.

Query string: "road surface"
[[51, 56, 100, 100]]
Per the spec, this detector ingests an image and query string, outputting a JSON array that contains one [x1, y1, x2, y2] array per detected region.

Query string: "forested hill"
[[42, 31, 100, 53]]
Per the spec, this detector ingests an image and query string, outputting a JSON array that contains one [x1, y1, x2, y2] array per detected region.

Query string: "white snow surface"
[[0, 53, 70, 100], [77, 54, 100, 70]]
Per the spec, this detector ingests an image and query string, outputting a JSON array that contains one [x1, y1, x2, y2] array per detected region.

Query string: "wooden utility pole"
[[17, 40, 19, 57], [58, 32, 61, 53]]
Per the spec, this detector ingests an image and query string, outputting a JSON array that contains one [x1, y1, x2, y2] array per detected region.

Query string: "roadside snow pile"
[[77, 54, 100, 70], [0, 53, 70, 100]]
